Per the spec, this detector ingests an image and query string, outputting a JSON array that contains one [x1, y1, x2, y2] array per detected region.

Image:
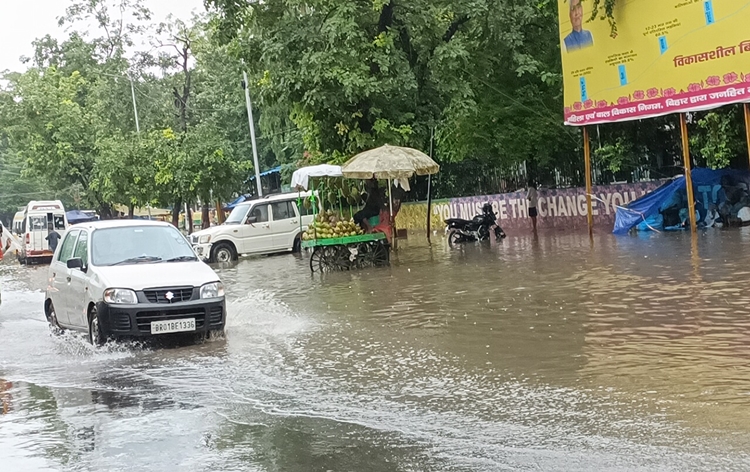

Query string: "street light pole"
[[242, 71, 263, 197], [128, 74, 140, 134]]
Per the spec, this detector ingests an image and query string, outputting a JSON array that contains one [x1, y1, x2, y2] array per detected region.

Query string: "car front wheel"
[[47, 301, 63, 335], [211, 243, 236, 263], [88, 306, 106, 346]]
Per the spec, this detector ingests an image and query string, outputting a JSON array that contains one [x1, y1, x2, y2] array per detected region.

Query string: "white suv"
[[191, 192, 315, 263], [44, 220, 226, 345]]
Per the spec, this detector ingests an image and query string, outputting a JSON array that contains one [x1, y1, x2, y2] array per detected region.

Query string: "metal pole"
[[679, 113, 698, 233], [129, 75, 140, 134], [426, 175, 432, 243], [388, 178, 395, 249], [243, 71, 263, 197], [744, 103, 750, 168], [582, 127, 594, 237], [427, 127, 434, 244]]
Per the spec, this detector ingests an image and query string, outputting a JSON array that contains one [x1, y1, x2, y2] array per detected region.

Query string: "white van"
[[12, 210, 25, 236], [191, 192, 316, 262], [18, 200, 68, 264]]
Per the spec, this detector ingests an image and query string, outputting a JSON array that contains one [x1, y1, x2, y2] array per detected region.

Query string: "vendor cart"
[[292, 145, 439, 272], [303, 233, 389, 272], [291, 164, 391, 272]]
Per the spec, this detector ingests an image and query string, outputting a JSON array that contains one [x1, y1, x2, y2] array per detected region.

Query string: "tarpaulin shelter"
[[223, 194, 255, 211], [66, 210, 98, 225], [247, 165, 282, 181], [614, 168, 750, 234]]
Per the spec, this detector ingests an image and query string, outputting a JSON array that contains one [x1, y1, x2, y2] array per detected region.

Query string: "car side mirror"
[[67, 257, 85, 271], [246, 216, 258, 224]]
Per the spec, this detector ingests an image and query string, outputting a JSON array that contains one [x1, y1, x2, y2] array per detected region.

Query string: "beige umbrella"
[[342, 145, 440, 248], [340, 145, 440, 180]]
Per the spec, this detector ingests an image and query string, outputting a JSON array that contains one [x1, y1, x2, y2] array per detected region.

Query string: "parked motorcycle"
[[445, 203, 507, 245]]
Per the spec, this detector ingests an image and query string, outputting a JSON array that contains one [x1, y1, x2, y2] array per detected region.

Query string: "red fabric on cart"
[[371, 209, 393, 242]]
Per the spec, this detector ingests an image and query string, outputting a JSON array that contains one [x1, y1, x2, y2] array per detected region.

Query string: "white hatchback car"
[[44, 220, 226, 345], [191, 192, 315, 263]]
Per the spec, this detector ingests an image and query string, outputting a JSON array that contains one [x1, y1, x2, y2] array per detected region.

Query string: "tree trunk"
[[99, 203, 113, 220], [172, 199, 181, 227], [186, 204, 193, 234], [202, 205, 210, 229], [128, 203, 135, 218]]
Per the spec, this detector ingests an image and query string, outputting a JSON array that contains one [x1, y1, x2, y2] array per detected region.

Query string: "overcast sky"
[[0, 0, 206, 72]]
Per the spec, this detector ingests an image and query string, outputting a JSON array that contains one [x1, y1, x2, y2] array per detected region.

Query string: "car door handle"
[[290, 220, 298, 225]]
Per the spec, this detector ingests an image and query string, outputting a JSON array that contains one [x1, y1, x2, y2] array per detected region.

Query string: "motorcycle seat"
[[445, 218, 473, 225]]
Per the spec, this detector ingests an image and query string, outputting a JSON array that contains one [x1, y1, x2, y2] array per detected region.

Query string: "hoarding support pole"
[[744, 103, 750, 169], [583, 127, 594, 238], [427, 127, 435, 244], [679, 113, 697, 233]]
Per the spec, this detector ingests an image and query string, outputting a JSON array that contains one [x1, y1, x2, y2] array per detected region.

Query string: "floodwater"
[[2, 229, 750, 471]]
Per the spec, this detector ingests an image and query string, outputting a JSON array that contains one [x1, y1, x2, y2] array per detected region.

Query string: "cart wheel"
[[355, 243, 373, 268], [371, 241, 390, 267], [329, 245, 352, 271], [318, 246, 338, 272], [310, 247, 322, 272]]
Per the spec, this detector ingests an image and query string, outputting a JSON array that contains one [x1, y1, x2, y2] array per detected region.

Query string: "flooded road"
[[2, 229, 750, 471]]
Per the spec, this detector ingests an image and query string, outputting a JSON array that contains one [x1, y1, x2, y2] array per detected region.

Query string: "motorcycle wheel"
[[478, 226, 490, 241], [494, 227, 507, 239], [448, 230, 463, 246]]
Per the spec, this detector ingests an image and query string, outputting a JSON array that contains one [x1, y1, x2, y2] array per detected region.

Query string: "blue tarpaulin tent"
[[613, 168, 750, 234], [223, 194, 253, 211], [247, 165, 282, 181], [66, 210, 98, 225]]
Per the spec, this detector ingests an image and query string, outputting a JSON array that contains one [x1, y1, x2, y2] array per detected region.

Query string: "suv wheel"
[[212, 243, 236, 263], [88, 306, 106, 346], [292, 236, 302, 253]]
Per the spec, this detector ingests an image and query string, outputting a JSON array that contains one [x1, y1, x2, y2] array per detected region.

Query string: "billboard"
[[558, 0, 750, 126]]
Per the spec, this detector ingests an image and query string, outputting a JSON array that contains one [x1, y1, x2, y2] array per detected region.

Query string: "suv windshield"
[[225, 203, 251, 225], [92, 225, 197, 266]]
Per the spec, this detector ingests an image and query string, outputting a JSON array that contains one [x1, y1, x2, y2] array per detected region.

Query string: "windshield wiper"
[[111, 255, 163, 266], [162, 255, 198, 263]]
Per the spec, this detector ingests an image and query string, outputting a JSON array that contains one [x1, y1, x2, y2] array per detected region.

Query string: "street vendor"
[[354, 178, 383, 231]]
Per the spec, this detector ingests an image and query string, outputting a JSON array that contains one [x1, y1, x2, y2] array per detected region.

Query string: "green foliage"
[[1, 2, 259, 219], [208, 0, 579, 184], [589, 0, 619, 37], [593, 138, 631, 173], [691, 108, 745, 170]]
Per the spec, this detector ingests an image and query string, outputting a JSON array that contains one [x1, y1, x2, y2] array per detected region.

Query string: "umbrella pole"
[[427, 126, 434, 245], [389, 178, 396, 250]]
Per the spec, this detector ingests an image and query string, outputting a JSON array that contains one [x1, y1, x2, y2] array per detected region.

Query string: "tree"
[[206, 0, 583, 187]]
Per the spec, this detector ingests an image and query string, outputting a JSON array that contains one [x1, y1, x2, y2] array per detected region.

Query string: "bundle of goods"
[[302, 210, 364, 240]]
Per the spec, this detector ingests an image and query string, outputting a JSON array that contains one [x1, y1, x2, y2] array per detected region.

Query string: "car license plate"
[[151, 318, 196, 334]]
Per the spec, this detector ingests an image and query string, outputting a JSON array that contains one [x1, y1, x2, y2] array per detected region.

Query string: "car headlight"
[[104, 288, 138, 305], [199, 235, 211, 244], [200, 282, 225, 299]]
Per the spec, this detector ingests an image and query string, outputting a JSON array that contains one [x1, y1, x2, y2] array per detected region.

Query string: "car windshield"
[[225, 203, 251, 225], [91, 225, 197, 266]]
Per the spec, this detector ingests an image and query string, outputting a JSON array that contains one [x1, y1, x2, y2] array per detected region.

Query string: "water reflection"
[[1, 379, 12, 414]]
